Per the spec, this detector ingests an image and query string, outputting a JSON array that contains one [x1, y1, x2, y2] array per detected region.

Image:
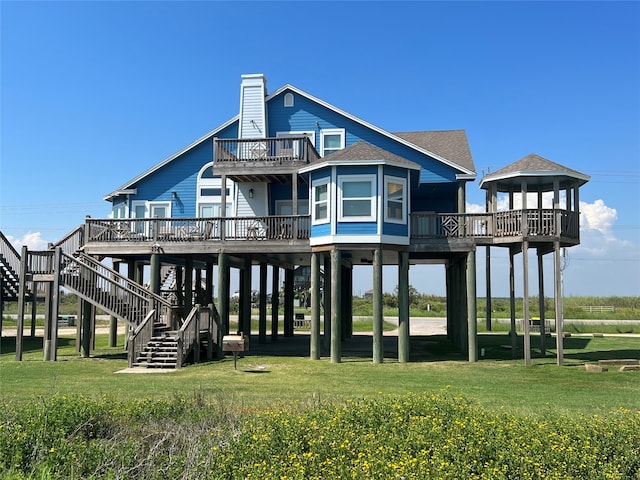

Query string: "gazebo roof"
[[479, 153, 590, 192]]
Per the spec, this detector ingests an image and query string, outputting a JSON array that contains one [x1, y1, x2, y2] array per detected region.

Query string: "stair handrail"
[[128, 309, 156, 368], [0, 230, 22, 279], [176, 304, 200, 368], [50, 225, 85, 255], [59, 251, 176, 328]]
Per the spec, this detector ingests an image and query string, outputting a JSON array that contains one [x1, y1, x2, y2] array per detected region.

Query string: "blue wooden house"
[[6, 74, 589, 367]]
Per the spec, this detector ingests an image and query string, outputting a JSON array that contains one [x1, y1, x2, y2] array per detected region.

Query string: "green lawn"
[[1, 330, 638, 416]]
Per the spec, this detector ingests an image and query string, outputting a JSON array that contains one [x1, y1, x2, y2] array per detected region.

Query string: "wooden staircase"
[[0, 231, 27, 301], [132, 323, 180, 368], [7, 225, 218, 368]]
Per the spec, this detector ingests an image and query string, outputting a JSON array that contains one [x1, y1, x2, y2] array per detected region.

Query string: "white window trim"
[[311, 177, 331, 225], [320, 128, 345, 157], [383, 175, 407, 224], [196, 162, 234, 217], [149, 201, 172, 218], [338, 174, 376, 222]]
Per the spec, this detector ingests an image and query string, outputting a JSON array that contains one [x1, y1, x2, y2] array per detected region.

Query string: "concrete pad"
[[115, 367, 178, 374]]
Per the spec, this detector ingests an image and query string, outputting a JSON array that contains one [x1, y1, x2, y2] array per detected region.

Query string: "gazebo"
[[479, 153, 590, 365]]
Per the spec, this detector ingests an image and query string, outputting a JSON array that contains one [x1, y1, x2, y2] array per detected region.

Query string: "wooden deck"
[[84, 208, 579, 255]]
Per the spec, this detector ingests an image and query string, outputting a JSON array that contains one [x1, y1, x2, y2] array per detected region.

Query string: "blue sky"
[[1, 1, 639, 297]]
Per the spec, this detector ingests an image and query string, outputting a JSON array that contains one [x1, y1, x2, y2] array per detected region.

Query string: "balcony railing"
[[214, 136, 320, 165], [410, 209, 579, 240], [86, 216, 311, 243], [85, 209, 579, 246]]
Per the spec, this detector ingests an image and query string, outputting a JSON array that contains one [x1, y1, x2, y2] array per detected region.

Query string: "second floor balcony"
[[214, 136, 320, 182]]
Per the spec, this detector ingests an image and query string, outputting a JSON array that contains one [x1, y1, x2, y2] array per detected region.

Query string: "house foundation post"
[[81, 299, 92, 358], [284, 268, 294, 337], [467, 249, 477, 362], [258, 262, 267, 344], [398, 250, 410, 363], [330, 248, 342, 363], [271, 266, 279, 341], [372, 248, 383, 364], [150, 253, 161, 295], [323, 254, 331, 351], [310, 252, 321, 360], [241, 256, 252, 335], [184, 257, 194, 318], [217, 252, 230, 336]]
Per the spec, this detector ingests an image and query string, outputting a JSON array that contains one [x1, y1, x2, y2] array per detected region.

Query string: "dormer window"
[[284, 92, 294, 107]]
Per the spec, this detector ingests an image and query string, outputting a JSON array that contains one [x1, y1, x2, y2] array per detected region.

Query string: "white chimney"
[[238, 74, 268, 139]]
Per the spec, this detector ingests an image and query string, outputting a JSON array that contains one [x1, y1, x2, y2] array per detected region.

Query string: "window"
[[284, 92, 294, 107], [339, 175, 375, 221], [197, 163, 233, 217], [311, 178, 330, 224], [320, 128, 345, 157], [384, 176, 406, 223]]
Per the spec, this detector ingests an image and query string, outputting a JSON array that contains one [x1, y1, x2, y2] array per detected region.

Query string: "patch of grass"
[[1, 331, 639, 416]]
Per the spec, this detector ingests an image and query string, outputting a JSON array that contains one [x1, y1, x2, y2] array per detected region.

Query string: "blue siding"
[[268, 91, 459, 183], [127, 138, 213, 218], [311, 223, 331, 237], [336, 222, 377, 235], [382, 222, 408, 236]]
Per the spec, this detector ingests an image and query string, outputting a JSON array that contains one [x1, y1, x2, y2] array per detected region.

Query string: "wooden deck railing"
[[85, 216, 311, 243], [85, 209, 579, 246], [128, 310, 155, 368], [214, 136, 320, 165], [410, 209, 579, 240]]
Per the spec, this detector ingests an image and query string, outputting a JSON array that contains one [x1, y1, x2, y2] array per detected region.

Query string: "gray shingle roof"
[[320, 141, 420, 169], [393, 130, 475, 173], [480, 153, 590, 190]]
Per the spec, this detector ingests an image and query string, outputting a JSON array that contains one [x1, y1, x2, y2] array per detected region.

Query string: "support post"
[[485, 246, 492, 331], [372, 248, 383, 364], [184, 257, 193, 318], [258, 262, 267, 344], [109, 261, 119, 347], [537, 249, 546, 356], [509, 248, 517, 357], [522, 240, 531, 366], [467, 249, 477, 362], [330, 249, 342, 363], [397, 251, 410, 363], [241, 256, 252, 335], [554, 241, 564, 365], [271, 265, 279, 341], [81, 299, 92, 358], [48, 247, 61, 362], [310, 252, 321, 360], [15, 246, 28, 361], [284, 268, 294, 337], [323, 254, 331, 351], [150, 253, 161, 295], [218, 252, 230, 336]]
